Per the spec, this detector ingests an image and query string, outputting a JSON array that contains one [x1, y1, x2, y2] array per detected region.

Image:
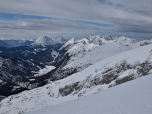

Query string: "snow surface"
[[34, 66, 55, 77], [0, 43, 152, 114], [114, 36, 137, 45], [60, 35, 138, 56], [63, 42, 133, 70], [25, 74, 152, 114]]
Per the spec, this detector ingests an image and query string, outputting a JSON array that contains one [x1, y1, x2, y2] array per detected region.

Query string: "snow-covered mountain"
[[25, 74, 152, 114], [0, 36, 69, 63], [113, 36, 138, 46], [0, 39, 152, 114], [60, 35, 137, 56], [32, 36, 53, 46], [53, 36, 69, 44], [45, 35, 139, 81], [31, 35, 69, 49]]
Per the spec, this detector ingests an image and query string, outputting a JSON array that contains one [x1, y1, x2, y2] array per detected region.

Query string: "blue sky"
[[0, 12, 115, 27], [0, 0, 151, 40]]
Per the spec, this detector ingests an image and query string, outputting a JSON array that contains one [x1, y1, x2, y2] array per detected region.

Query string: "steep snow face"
[[60, 37, 76, 50], [25, 74, 152, 114], [0, 43, 152, 114]]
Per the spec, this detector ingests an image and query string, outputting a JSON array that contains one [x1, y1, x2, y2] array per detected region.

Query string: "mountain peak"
[[114, 36, 138, 45], [31, 35, 69, 49], [53, 36, 69, 44], [55, 36, 64, 39], [60, 37, 76, 50], [35, 35, 51, 44]]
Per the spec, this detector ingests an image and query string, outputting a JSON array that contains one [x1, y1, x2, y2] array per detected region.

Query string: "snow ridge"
[[60, 35, 138, 56]]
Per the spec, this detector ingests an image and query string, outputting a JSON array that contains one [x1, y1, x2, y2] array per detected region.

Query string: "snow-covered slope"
[[49, 42, 134, 80], [63, 42, 132, 71], [48, 36, 140, 81], [25, 74, 152, 114], [0, 42, 152, 114], [60, 35, 137, 56], [60, 35, 113, 56], [113, 36, 138, 46]]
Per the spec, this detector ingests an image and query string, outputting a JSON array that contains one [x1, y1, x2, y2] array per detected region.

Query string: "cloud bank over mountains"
[[0, 0, 152, 40]]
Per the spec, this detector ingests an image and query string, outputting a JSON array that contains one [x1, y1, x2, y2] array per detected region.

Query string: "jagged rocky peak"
[[85, 35, 112, 40], [60, 35, 114, 55], [83, 35, 113, 45], [114, 36, 138, 45]]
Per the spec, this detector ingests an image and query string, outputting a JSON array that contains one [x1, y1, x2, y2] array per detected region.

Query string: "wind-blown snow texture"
[[0, 40, 152, 114], [25, 74, 152, 114]]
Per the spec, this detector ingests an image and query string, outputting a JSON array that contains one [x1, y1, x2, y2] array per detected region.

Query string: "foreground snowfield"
[[25, 74, 152, 114]]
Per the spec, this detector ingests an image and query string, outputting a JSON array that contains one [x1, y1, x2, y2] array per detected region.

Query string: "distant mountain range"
[[2, 39, 34, 47], [0, 36, 69, 63], [0, 35, 69, 48]]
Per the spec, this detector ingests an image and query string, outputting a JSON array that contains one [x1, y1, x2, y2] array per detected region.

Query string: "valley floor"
[[25, 74, 152, 114]]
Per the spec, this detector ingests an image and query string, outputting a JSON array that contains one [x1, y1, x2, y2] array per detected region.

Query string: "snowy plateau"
[[0, 35, 152, 114]]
